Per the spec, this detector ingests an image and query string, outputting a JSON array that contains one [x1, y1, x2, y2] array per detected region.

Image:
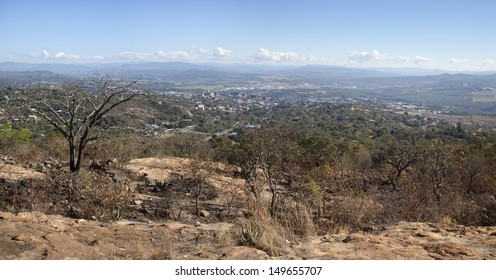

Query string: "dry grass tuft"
[[237, 210, 288, 256]]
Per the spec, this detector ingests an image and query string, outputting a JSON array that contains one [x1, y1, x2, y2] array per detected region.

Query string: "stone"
[[219, 246, 270, 260], [342, 235, 353, 243], [199, 210, 210, 217]]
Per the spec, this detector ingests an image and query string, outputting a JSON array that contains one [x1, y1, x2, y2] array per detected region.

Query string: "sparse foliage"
[[25, 75, 141, 172]]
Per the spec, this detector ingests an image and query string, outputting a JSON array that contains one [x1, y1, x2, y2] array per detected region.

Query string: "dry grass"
[[214, 228, 235, 247], [323, 194, 383, 233], [237, 210, 288, 256], [126, 229, 175, 260], [75, 172, 132, 221], [274, 199, 315, 238]]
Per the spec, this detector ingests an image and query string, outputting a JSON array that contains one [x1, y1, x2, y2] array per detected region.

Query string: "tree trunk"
[[74, 141, 86, 173], [69, 140, 77, 172], [270, 186, 277, 216]]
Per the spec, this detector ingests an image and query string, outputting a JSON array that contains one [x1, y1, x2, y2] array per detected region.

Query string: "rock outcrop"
[[1, 211, 495, 260]]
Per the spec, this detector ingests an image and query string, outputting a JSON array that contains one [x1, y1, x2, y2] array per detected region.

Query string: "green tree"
[[0, 122, 31, 153]]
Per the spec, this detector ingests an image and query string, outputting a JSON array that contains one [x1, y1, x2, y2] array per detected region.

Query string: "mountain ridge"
[[2, 61, 494, 77]]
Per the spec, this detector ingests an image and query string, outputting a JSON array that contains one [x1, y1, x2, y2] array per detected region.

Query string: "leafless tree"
[[27, 75, 141, 172], [377, 139, 423, 190]]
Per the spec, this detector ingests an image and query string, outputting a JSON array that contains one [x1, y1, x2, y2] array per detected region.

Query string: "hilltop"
[[0, 157, 495, 260]]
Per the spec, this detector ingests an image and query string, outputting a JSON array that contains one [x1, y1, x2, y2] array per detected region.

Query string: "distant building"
[[202, 91, 216, 98], [27, 115, 38, 123], [244, 124, 261, 129]]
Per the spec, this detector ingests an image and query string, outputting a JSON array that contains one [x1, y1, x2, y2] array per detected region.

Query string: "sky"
[[1, 0, 495, 71]]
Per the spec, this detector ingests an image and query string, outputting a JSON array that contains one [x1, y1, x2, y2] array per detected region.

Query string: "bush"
[[77, 173, 131, 221], [44, 168, 131, 221], [478, 195, 496, 226], [0, 178, 48, 213], [323, 194, 383, 233], [0, 122, 31, 155]]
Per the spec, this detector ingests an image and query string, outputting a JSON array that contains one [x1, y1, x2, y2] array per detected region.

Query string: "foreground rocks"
[[294, 222, 496, 260], [0, 163, 45, 181], [1, 211, 495, 260]]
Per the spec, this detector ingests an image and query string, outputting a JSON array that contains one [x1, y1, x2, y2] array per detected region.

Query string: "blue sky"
[[1, 0, 495, 70]]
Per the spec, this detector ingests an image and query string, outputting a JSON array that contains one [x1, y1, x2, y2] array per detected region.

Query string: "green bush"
[[0, 122, 31, 153]]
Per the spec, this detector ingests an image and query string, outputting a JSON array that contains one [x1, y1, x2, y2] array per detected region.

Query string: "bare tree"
[[377, 139, 423, 190], [27, 75, 141, 172], [420, 143, 454, 207]]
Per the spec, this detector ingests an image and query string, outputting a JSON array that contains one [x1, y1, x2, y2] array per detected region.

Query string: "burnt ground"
[[0, 157, 495, 260]]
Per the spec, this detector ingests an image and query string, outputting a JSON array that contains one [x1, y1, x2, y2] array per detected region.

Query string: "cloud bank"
[[28, 50, 103, 61], [116, 47, 233, 61], [348, 50, 383, 62], [255, 48, 299, 62], [253, 48, 320, 63], [348, 49, 438, 68], [16, 48, 495, 71]]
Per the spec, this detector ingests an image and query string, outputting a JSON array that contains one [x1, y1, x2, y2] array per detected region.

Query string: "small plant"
[[240, 218, 266, 247], [6, 205, 16, 213], [237, 210, 288, 256], [77, 174, 131, 221]]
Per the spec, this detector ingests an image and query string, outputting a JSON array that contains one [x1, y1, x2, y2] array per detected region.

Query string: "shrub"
[[323, 194, 383, 233], [76, 172, 132, 221], [43, 168, 131, 221], [0, 122, 31, 155], [0, 179, 48, 213], [478, 195, 496, 226]]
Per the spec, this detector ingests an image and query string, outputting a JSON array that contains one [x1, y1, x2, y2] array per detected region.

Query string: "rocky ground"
[[0, 157, 495, 260], [0, 163, 44, 181], [0, 210, 495, 260]]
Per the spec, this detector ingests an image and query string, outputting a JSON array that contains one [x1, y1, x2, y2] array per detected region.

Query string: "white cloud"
[[348, 50, 383, 62], [413, 55, 434, 66], [473, 59, 495, 71], [154, 50, 193, 60], [348, 50, 410, 67], [395, 56, 411, 63], [25, 50, 103, 61], [479, 59, 494, 66], [447, 58, 468, 64], [346, 50, 444, 68], [254, 48, 300, 62], [212, 47, 232, 58], [116, 51, 154, 60], [191, 47, 210, 56], [90, 55, 106, 61], [305, 55, 318, 63], [191, 46, 233, 59], [53, 51, 81, 60], [117, 47, 233, 61]]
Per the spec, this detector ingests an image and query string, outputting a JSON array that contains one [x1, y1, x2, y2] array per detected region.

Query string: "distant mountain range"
[[1, 61, 495, 84]]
